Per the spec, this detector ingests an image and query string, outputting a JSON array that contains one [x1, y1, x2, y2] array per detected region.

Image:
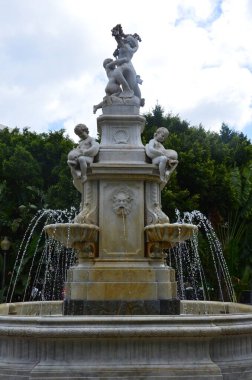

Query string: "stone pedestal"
[[61, 108, 180, 314], [97, 113, 146, 163]]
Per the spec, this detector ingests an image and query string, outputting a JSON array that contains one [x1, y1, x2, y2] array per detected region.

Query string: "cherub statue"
[[93, 24, 144, 113], [110, 24, 141, 99], [145, 127, 178, 187], [93, 58, 122, 114], [67, 124, 99, 183]]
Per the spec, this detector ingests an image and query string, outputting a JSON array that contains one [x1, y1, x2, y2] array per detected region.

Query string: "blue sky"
[[244, 125, 252, 141], [0, 0, 252, 142]]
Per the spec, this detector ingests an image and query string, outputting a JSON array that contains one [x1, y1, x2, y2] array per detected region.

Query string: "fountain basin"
[[145, 223, 197, 244], [44, 223, 99, 249], [0, 300, 252, 379]]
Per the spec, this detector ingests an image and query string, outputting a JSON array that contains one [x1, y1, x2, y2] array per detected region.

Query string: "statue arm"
[[82, 139, 100, 157], [128, 45, 138, 55], [110, 57, 130, 67]]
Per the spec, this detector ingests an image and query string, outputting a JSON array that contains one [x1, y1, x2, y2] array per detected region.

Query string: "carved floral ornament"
[[111, 187, 134, 216]]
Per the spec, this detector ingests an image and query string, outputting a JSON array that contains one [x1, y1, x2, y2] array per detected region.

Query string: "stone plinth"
[[97, 114, 146, 163]]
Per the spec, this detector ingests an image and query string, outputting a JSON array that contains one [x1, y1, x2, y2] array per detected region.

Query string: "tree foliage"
[[142, 106, 252, 295], [0, 127, 79, 300]]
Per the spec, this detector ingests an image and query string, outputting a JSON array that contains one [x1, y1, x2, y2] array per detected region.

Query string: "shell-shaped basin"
[[44, 223, 99, 249], [145, 223, 197, 244]]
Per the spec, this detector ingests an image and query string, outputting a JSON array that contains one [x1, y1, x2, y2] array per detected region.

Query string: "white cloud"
[[0, 0, 252, 142]]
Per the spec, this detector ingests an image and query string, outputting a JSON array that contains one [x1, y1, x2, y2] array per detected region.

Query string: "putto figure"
[[110, 24, 142, 99], [93, 24, 144, 113], [67, 124, 99, 183], [145, 127, 178, 187], [93, 58, 122, 114]]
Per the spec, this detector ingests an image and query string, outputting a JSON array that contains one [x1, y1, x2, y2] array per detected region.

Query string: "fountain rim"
[[1, 300, 252, 340], [1, 314, 252, 339], [1, 300, 252, 320]]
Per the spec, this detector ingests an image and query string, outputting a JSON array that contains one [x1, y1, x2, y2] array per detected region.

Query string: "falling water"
[[121, 208, 128, 254], [171, 210, 236, 303], [7, 208, 77, 304], [6, 207, 236, 308]]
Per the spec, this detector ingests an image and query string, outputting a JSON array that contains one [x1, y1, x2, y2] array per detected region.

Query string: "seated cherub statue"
[[145, 127, 178, 185], [67, 124, 99, 183]]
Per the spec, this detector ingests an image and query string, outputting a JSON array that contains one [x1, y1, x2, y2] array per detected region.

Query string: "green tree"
[[0, 127, 78, 300], [142, 106, 252, 297]]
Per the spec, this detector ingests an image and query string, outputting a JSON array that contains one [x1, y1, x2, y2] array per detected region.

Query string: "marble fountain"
[[1, 25, 252, 379]]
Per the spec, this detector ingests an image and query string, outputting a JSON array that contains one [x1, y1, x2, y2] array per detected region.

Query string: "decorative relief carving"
[[111, 187, 134, 216], [74, 202, 94, 224], [113, 129, 129, 144], [145, 182, 169, 225], [146, 242, 170, 259], [74, 181, 98, 225], [150, 181, 159, 205], [75, 242, 97, 259], [152, 203, 170, 224]]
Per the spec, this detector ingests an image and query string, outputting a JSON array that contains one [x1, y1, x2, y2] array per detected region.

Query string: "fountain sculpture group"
[[1, 25, 252, 379], [45, 24, 196, 316]]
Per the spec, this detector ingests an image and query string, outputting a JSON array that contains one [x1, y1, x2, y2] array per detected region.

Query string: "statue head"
[[154, 127, 169, 142], [103, 58, 113, 68], [74, 124, 89, 139]]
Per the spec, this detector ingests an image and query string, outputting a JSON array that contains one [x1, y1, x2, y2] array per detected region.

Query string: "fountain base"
[[63, 299, 180, 315], [1, 301, 252, 379], [64, 261, 178, 307]]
